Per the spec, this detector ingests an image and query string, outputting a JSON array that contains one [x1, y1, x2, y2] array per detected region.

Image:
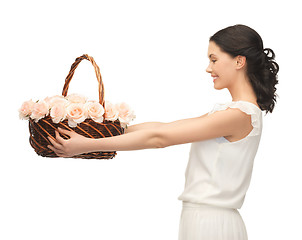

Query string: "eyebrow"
[[208, 54, 217, 58]]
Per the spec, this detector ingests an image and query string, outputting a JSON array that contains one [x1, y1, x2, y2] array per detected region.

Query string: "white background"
[[1, 0, 301, 239]]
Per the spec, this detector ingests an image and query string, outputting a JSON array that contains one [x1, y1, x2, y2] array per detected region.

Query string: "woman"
[[48, 24, 279, 240]]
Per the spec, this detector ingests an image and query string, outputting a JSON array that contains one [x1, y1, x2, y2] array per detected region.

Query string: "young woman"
[[48, 24, 279, 240]]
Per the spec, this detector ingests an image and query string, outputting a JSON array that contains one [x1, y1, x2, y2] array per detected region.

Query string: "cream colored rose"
[[84, 101, 105, 123], [19, 99, 35, 120], [104, 101, 119, 122], [30, 100, 50, 122], [66, 93, 87, 104], [45, 95, 68, 108], [66, 103, 87, 127], [50, 102, 67, 124], [115, 102, 136, 128]]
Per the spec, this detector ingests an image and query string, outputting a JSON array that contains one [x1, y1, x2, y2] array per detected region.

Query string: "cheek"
[[218, 61, 235, 79], [213, 64, 236, 89]]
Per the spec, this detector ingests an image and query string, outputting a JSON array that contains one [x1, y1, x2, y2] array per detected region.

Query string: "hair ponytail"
[[210, 25, 279, 113], [256, 48, 279, 113]]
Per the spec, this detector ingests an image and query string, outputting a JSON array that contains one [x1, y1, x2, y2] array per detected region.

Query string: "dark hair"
[[210, 24, 279, 113]]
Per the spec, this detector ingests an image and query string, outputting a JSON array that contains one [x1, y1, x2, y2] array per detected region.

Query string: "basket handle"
[[62, 54, 105, 107]]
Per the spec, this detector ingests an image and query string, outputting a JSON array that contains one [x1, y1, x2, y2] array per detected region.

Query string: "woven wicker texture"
[[29, 54, 124, 159]]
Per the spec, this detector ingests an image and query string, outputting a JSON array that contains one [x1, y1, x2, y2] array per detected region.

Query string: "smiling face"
[[206, 41, 238, 90]]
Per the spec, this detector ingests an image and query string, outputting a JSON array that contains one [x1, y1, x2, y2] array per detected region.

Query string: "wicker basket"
[[28, 54, 124, 159]]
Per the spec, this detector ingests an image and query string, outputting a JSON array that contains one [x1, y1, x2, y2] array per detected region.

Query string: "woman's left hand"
[[47, 128, 90, 158]]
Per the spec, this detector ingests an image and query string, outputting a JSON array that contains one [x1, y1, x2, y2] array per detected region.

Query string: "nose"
[[206, 63, 212, 73]]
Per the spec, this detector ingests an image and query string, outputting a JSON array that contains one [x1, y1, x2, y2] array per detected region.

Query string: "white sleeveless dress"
[[178, 101, 263, 240]]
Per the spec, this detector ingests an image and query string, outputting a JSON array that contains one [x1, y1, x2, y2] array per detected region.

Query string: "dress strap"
[[208, 101, 263, 137]]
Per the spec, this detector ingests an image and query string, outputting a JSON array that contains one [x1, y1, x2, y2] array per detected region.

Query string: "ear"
[[235, 55, 246, 69]]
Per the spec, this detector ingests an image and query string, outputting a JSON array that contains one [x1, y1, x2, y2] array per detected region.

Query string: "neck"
[[228, 75, 257, 104]]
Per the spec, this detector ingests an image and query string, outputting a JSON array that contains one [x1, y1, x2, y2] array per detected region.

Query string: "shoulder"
[[208, 107, 251, 125], [208, 106, 253, 135]]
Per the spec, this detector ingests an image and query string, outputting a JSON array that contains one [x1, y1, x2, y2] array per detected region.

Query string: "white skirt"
[[178, 202, 248, 240]]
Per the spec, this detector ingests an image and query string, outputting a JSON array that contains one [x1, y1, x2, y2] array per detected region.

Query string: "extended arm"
[[47, 110, 248, 157], [124, 122, 166, 134], [124, 112, 209, 134]]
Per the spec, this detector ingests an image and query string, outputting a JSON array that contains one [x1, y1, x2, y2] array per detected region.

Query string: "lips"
[[211, 75, 219, 82]]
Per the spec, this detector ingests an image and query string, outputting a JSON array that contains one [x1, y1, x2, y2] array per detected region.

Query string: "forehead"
[[207, 41, 222, 58]]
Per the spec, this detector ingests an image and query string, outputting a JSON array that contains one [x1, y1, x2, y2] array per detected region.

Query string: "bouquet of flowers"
[[19, 94, 135, 129]]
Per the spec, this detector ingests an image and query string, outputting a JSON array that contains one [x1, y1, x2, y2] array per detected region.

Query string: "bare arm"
[[47, 111, 250, 157], [124, 122, 166, 134], [124, 113, 209, 134]]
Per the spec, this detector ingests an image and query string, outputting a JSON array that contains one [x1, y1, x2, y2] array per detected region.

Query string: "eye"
[[212, 60, 217, 63]]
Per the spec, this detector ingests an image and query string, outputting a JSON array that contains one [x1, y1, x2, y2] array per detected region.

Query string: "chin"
[[213, 80, 228, 90], [214, 84, 225, 90]]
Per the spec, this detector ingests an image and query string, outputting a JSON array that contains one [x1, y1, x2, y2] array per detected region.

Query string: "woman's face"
[[206, 41, 237, 90]]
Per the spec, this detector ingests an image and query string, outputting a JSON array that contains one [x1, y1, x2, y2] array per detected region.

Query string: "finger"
[[47, 145, 65, 157], [58, 127, 74, 137], [47, 144, 55, 151], [48, 135, 63, 150], [55, 130, 67, 145], [47, 144, 59, 152]]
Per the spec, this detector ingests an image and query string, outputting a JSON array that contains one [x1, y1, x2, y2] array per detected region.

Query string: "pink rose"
[[30, 100, 50, 122], [115, 102, 136, 128], [50, 102, 67, 124], [19, 99, 35, 120], [104, 101, 119, 122], [66, 93, 87, 104], [45, 95, 68, 108], [84, 101, 105, 123], [66, 103, 87, 127]]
